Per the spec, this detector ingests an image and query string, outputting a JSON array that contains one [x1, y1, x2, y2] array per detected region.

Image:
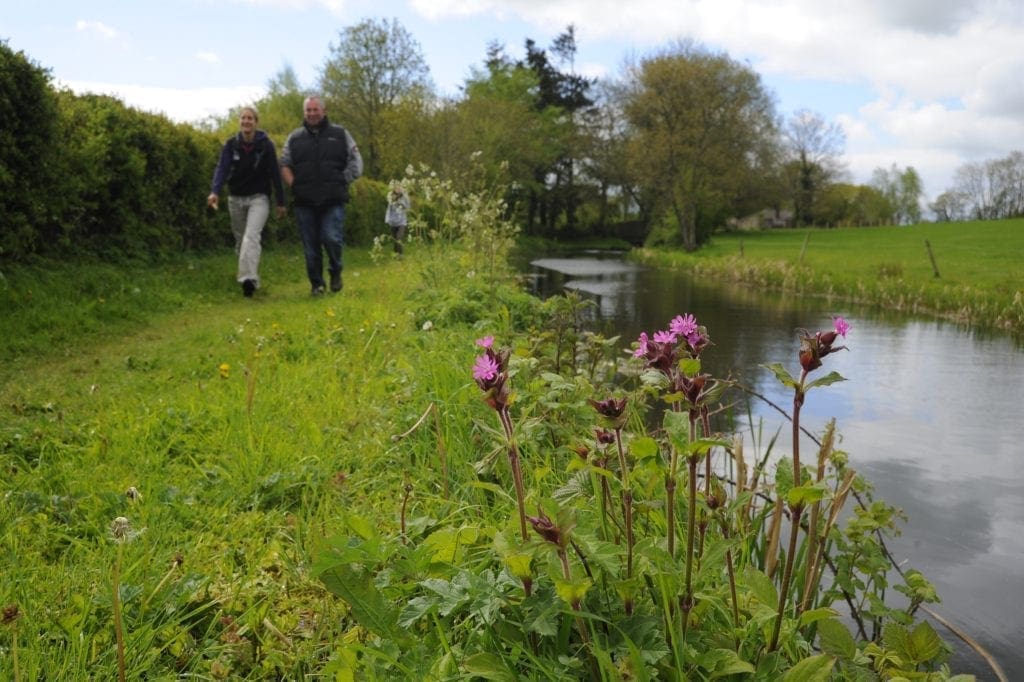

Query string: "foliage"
[[50, 91, 222, 258], [870, 164, 923, 225], [620, 41, 778, 252], [319, 17, 432, 179], [0, 173, 987, 679], [0, 41, 59, 258], [783, 110, 847, 227]]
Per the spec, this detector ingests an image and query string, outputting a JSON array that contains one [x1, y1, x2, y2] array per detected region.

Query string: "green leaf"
[[805, 371, 846, 391], [630, 436, 659, 460], [344, 512, 378, 541], [907, 620, 944, 664], [743, 566, 778, 609], [763, 362, 799, 389], [798, 607, 838, 627], [317, 563, 400, 640], [786, 482, 829, 507], [678, 357, 702, 377], [553, 576, 592, 606], [781, 653, 835, 681], [700, 648, 756, 678], [462, 652, 517, 682], [663, 410, 690, 449], [816, 618, 857, 660]]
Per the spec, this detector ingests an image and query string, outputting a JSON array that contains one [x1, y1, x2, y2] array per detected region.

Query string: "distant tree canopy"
[[319, 17, 432, 180], [620, 42, 778, 251], [4, 20, 1018, 263], [933, 151, 1024, 221]]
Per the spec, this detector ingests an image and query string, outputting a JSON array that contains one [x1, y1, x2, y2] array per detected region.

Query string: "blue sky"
[[3, 0, 1023, 201]]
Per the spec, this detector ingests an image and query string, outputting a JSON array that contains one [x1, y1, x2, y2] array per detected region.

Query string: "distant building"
[[727, 208, 794, 230]]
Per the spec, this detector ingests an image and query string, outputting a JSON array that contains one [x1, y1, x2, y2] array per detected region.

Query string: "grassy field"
[[635, 219, 1024, 336], [0, 223, 1002, 678], [0, 244, 521, 678]]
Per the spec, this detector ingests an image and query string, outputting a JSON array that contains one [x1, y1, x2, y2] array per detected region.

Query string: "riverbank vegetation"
[[633, 219, 1024, 338], [2, 190, 983, 679]]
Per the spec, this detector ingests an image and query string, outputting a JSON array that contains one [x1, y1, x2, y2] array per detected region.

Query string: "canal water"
[[527, 252, 1023, 680]]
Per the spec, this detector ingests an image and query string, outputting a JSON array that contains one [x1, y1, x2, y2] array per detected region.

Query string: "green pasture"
[[637, 219, 1024, 335]]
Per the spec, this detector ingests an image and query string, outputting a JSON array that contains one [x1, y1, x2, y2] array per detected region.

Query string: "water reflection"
[[529, 255, 1024, 679]]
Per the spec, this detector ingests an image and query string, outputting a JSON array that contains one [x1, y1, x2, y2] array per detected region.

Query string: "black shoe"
[[311, 285, 326, 297], [242, 279, 256, 298], [330, 272, 343, 292]]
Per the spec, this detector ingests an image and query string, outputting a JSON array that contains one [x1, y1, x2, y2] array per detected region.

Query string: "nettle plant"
[[314, 314, 962, 680]]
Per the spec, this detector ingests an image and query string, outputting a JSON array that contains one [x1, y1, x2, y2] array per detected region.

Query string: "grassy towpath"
[[634, 218, 1024, 337], [0, 245, 494, 677]]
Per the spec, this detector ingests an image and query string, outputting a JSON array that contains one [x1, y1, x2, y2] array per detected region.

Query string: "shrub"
[[0, 41, 58, 259]]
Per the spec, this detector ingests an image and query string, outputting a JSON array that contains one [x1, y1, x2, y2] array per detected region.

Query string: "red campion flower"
[[589, 396, 628, 429]]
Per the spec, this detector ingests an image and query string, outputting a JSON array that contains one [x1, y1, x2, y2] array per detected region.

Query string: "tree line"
[[4, 22, 1021, 263]]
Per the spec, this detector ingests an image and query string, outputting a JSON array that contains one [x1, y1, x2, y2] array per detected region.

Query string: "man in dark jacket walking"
[[280, 96, 363, 295]]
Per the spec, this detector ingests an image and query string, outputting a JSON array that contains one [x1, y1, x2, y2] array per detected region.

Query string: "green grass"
[[0, 244, 513, 678], [0, 224, 1002, 679], [635, 219, 1024, 335]]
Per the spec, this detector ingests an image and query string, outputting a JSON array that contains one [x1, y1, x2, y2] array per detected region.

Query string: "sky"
[[3, 0, 1023, 203]]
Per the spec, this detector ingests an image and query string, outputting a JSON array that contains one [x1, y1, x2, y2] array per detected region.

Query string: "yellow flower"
[[326, 309, 335, 318], [218, 363, 230, 379]]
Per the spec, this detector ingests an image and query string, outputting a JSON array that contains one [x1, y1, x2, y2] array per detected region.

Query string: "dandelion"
[[218, 363, 230, 379], [421, 320, 434, 331], [125, 487, 142, 503]]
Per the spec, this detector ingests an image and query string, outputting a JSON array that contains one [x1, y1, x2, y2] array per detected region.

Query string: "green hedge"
[[1, 41, 392, 264]]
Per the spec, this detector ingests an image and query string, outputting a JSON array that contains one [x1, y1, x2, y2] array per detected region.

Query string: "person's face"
[[239, 110, 257, 134], [304, 98, 325, 126]]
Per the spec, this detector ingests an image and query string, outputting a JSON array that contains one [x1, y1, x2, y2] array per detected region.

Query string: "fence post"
[[798, 232, 810, 265], [924, 239, 941, 278]]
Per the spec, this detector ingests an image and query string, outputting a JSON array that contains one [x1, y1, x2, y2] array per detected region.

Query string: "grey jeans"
[[228, 194, 270, 284]]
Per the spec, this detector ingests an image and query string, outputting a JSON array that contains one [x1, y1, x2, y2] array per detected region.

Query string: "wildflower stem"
[[769, 373, 807, 652], [800, 419, 835, 614], [113, 542, 127, 682], [498, 408, 529, 543], [614, 426, 634, 612]]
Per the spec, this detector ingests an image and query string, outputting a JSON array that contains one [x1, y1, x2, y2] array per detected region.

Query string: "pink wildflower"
[[633, 331, 650, 358], [476, 336, 494, 349], [653, 329, 677, 344], [473, 354, 499, 382], [834, 316, 850, 338], [670, 314, 698, 339]]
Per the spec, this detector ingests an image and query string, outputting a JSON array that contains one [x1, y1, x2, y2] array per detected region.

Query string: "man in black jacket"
[[280, 96, 363, 295]]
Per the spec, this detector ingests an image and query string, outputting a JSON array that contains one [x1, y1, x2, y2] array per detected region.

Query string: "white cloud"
[[196, 51, 221, 64], [58, 80, 266, 124], [230, 0, 346, 14], [75, 19, 118, 40]]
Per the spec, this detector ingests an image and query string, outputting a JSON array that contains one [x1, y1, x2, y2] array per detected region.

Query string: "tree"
[[319, 18, 432, 179], [515, 28, 595, 236], [0, 41, 58, 258], [783, 109, 846, 226], [620, 42, 778, 251], [870, 164, 923, 224]]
